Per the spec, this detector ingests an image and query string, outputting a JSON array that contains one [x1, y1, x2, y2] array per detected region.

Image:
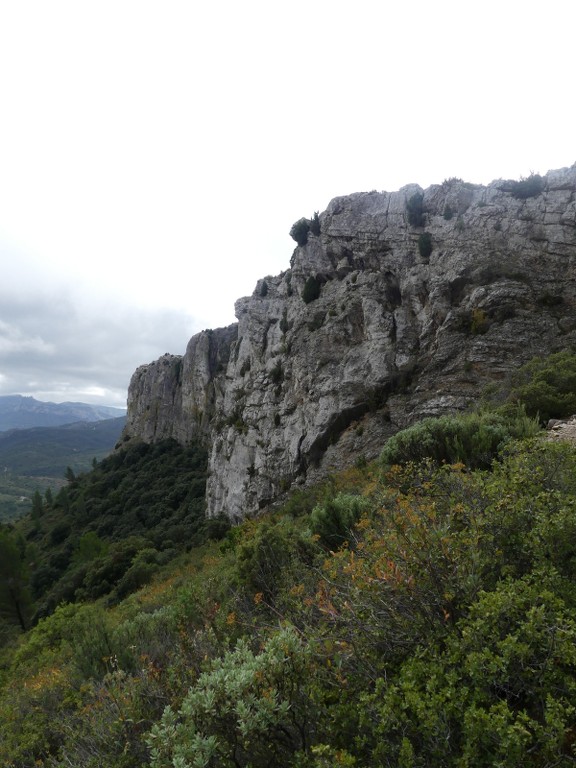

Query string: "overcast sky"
[[0, 0, 573, 407]]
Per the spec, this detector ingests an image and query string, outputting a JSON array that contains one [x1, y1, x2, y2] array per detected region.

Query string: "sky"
[[0, 0, 573, 408]]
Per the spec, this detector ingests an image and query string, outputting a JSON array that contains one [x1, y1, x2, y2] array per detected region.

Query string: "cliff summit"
[[122, 165, 576, 520]]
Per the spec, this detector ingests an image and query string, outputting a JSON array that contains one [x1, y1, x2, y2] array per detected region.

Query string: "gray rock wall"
[[122, 165, 576, 520]]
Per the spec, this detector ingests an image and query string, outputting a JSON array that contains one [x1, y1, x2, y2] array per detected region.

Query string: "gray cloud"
[[0, 290, 201, 406]]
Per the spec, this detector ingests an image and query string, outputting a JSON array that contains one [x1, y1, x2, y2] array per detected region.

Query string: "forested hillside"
[[2, 353, 576, 767], [0, 416, 127, 522]]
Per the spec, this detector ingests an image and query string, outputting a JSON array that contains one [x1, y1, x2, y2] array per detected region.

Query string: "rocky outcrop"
[[122, 165, 576, 520]]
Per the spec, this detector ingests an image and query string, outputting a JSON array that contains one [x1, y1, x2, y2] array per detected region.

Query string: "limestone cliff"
[[123, 165, 576, 520]]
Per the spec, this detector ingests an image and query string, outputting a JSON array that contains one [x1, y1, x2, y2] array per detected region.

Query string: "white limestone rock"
[[122, 164, 576, 521]]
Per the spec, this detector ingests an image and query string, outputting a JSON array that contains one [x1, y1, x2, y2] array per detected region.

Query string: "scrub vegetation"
[[2, 353, 576, 766]]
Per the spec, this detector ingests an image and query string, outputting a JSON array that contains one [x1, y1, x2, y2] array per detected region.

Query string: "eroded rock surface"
[[122, 165, 576, 520]]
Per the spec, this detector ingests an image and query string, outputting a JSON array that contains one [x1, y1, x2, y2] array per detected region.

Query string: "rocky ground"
[[546, 418, 576, 443]]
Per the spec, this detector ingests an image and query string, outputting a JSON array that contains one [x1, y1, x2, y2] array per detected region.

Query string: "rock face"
[[122, 165, 576, 520]]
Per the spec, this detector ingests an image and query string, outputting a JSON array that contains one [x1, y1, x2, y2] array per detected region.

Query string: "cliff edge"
[[122, 165, 576, 520]]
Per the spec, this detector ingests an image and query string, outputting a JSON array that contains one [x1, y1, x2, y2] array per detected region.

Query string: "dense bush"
[[362, 573, 576, 766], [310, 210, 321, 236], [381, 408, 540, 469], [506, 349, 576, 423], [510, 173, 543, 199], [406, 192, 425, 227], [418, 231, 433, 259], [148, 628, 315, 768], [235, 517, 317, 603], [3, 439, 576, 766], [310, 492, 368, 549], [289, 217, 311, 247], [290, 213, 320, 246]]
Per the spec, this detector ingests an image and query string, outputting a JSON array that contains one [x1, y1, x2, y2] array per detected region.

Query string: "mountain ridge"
[[0, 394, 126, 431]]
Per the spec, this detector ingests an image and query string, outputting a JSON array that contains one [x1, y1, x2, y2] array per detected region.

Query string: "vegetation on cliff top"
[[1, 352, 576, 766]]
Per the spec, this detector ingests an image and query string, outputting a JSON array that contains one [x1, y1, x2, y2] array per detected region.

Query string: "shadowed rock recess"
[[122, 165, 576, 520]]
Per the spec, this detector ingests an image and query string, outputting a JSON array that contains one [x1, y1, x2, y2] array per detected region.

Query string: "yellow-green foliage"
[[380, 406, 540, 469], [310, 492, 368, 549], [470, 306, 489, 334], [148, 627, 314, 768], [507, 349, 576, 423]]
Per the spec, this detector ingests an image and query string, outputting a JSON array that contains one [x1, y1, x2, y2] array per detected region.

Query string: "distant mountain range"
[[0, 395, 126, 431]]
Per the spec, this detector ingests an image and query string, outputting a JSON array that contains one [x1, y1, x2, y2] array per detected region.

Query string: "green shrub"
[[290, 213, 320, 246], [270, 361, 283, 384], [418, 232, 433, 260], [202, 515, 231, 541], [290, 218, 311, 247], [381, 409, 540, 470], [73, 531, 109, 564], [507, 350, 576, 423], [76, 537, 148, 601], [112, 547, 161, 601], [406, 192, 425, 227], [310, 211, 321, 236], [302, 275, 321, 304], [279, 309, 290, 334], [510, 173, 543, 200], [363, 573, 576, 767], [147, 627, 315, 768], [310, 493, 368, 549], [236, 519, 316, 602], [281, 486, 325, 518], [49, 521, 71, 545], [470, 307, 489, 334]]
